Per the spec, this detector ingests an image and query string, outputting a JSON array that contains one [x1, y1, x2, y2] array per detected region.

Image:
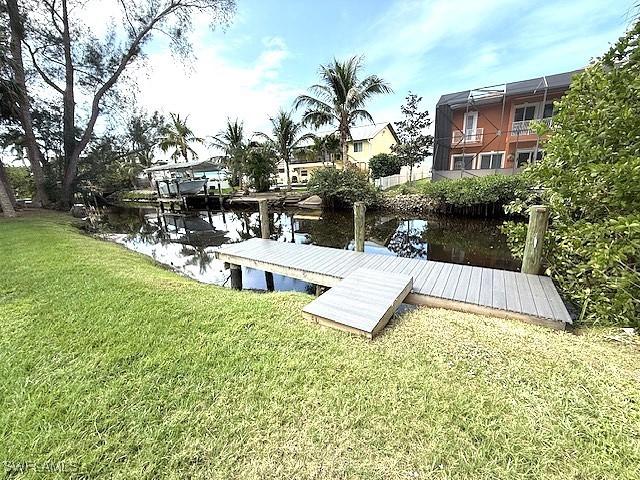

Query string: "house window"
[[516, 149, 544, 167], [451, 155, 474, 170], [542, 103, 554, 118], [300, 169, 308, 177], [353, 141, 363, 152], [463, 111, 478, 139], [479, 152, 503, 169], [514, 105, 536, 122], [278, 168, 285, 173]]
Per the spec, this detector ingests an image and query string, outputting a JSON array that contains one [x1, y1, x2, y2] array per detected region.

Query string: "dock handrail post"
[[354, 201, 366, 252], [521, 205, 549, 275], [258, 199, 275, 291]]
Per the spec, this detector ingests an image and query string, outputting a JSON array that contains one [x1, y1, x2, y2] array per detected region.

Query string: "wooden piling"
[[353, 201, 366, 252], [229, 263, 243, 290], [521, 205, 549, 275], [258, 199, 274, 291]]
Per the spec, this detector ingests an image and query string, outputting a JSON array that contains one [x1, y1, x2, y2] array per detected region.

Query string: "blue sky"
[[131, 0, 635, 149]]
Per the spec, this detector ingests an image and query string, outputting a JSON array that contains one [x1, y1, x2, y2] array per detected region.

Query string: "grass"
[[1, 211, 639, 479], [384, 178, 431, 195]]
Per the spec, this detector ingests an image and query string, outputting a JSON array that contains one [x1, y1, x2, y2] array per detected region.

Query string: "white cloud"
[[134, 34, 296, 159]]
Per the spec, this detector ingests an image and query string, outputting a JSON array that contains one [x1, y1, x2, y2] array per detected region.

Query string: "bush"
[[307, 167, 381, 208], [369, 153, 401, 179], [502, 21, 640, 327], [6, 166, 35, 198], [422, 175, 530, 210]]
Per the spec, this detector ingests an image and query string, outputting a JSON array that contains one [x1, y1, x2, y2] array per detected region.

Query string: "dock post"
[[229, 263, 243, 290], [258, 199, 275, 291], [521, 205, 549, 275], [218, 183, 225, 211], [353, 201, 366, 252]]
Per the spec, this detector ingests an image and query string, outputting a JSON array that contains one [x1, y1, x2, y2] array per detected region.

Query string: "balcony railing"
[[452, 128, 483, 146], [511, 117, 553, 136]]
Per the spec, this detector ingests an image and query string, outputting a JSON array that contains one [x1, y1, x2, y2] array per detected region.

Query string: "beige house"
[[276, 122, 399, 185]]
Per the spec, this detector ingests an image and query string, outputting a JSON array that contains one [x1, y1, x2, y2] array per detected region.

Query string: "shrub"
[[502, 21, 640, 327], [308, 167, 381, 209], [6, 166, 35, 198], [422, 175, 530, 211], [369, 153, 401, 179]]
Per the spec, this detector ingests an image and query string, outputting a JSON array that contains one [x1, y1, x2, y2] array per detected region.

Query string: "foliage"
[[1, 213, 640, 479], [503, 21, 640, 327], [210, 118, 247, 188], [244, 145, 277, 192], [124, 110, 167, 167], [255, 110, 310, 189], [422, 175, 530, 208], [391, 92, 433, 179], [307, 167, 381, 208], [4, 0, 236, 207], [158, 113, 203, 163], [295, 56, 391, 169], [4, 165, 33, 198], [369, 153, 401, 179]]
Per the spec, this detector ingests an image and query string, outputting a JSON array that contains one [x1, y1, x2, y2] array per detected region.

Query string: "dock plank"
[[465, 266, 482, 304]]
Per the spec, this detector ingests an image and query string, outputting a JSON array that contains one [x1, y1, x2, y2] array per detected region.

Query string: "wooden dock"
[[214, 238, 572, 332]]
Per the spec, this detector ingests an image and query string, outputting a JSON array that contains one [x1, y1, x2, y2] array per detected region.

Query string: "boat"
[[157, 178, 207, 196]]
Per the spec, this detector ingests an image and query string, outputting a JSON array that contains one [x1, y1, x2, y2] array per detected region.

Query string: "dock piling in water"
[[521, 205, 549, 275], [353, 202, 366, 252], [258, 199, 275, 291]]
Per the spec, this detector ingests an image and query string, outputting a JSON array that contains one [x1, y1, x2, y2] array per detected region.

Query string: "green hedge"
[[422, 175, 530, 212], [308, 167, 381, 209]]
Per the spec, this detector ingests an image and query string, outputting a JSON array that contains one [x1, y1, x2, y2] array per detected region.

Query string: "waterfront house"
[[432, 70, 581, 180], [277, 122, 399, 185]]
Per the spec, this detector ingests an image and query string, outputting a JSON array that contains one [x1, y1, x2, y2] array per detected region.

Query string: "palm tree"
[[294, 56, 391, 170], [210, 118, 247, 189], [158, 113, 203, 163], [254, 110, 312, 189]]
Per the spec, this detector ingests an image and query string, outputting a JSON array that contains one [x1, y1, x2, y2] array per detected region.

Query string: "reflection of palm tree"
[[387, 220, 428, 259], [179, 245, 214, 274]]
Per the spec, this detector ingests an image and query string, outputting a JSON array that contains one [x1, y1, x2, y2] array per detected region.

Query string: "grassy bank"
[[1, 212, 639, 479]]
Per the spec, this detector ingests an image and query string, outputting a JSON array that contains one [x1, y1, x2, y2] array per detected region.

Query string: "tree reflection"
[[387, 219, 428, 259]]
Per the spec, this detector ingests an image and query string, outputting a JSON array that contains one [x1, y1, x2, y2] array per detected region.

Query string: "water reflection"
[[101, 206, 519, 292]]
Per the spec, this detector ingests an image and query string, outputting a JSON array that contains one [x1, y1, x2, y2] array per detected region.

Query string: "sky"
[[44, 0, 640, 161]]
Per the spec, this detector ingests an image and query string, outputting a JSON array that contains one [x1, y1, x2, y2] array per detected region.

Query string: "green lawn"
[[1, 212, 639, 479], [384, 177, 431, 195]]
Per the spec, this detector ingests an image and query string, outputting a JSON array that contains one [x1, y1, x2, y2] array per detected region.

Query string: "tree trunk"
[[0, 174, 16, 217], [5, 0, 50, 207], [340, 129, 348, 171], [284, 152, 291, 190], [0, 161, 17, 207]]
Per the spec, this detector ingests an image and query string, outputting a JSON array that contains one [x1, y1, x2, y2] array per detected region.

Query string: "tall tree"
[[294, 56, 391, 170], [255, 110, 310, 189], [4, 0, 235, 208], [391, 92, 433, 182], [210, 118, 246, 188], [3, 0, 50, 205], [158, 113, 203, 163]]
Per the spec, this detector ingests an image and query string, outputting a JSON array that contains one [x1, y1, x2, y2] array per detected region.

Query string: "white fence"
[[374, 164, 432, 190]]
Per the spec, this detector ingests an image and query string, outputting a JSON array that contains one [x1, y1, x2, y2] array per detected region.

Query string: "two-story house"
[[432, 70, 581, 180], [276, 122, 399, 185]]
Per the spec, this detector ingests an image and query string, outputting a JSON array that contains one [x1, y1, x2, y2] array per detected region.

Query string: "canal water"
[[99, 206, 519, 293]]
